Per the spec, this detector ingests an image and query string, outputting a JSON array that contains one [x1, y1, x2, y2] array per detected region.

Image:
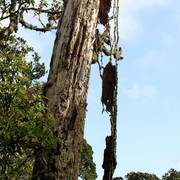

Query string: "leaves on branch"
[[0, 34, 57, 179], [79, 139, 97, 180]]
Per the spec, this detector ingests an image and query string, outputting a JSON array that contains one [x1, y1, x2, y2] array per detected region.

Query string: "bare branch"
[[18, 8, 58, 32], [19, 16, 57, 32], [22, 7, 62, 15], [0, 1, 62, 40]]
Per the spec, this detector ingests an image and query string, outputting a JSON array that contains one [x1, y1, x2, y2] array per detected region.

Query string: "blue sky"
[[14, 0, 180, 179]]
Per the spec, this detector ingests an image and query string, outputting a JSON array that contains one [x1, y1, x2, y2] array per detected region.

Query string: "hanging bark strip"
[[102, 60, 118, 180], [98, 0, 111, 25], [102, 136, 117, 180], [101, 61, 116, 112], [101, 0, 121, 179], [32, 0, 100, 179]]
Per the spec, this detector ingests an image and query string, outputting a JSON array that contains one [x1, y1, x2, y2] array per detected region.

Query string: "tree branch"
[[0, 1, 62, 40], [22, 7, 62, 15], [0, 1, 18, 41], [19, 16, 57, 32]]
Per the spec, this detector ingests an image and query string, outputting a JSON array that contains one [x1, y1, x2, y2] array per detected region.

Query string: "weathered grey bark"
[[32, 0, 100, 179]]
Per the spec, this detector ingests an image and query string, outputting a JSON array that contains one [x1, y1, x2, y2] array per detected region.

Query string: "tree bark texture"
[[32, 0, 100, 179], [102, 136, 117, 180]]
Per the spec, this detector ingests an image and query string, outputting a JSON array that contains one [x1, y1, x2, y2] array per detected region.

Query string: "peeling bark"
[[98, 0, 112, 25], [102, 61, 116, 112], [32, 0, 100, 179], [102, 136, 117, 180]]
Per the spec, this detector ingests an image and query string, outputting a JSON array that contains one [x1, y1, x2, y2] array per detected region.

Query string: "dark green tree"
[[79, 139, 97, 180], [162, 168, 180, 180], [114, 169, 180, 180], [125, 171, 160, 180], [0, 34, 57, 179]]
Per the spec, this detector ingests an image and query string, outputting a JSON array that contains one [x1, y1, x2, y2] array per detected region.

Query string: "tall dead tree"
[[32, 0, 122, 179], [32, 0, 100, 179]]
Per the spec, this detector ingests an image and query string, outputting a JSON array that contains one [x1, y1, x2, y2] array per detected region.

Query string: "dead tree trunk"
[[32, 0, 100, 179]]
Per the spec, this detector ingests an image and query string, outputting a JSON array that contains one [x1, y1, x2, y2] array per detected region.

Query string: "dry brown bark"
[[102, 136, 117, 180], [98, 0, 112, 25], [32, 0, 100, 179], [101, 61, 116, 112]]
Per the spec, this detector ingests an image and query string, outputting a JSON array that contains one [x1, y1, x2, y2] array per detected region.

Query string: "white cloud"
[[123, 83, 158, 101], [139, 50, 167, 69], [172, 9, 180, 32], [137, 44, 180, 75], [121, 0, 170, 13], [119, 0, 172, 41], [119, 14, 140, 41]]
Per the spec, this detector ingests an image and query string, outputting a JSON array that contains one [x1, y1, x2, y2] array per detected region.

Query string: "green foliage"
[[116, 169, 180, 180], [162, 168, 180, 180], [0, 35, 57, 179], [79, 139, 97, 180], [125, 172, 160, 180], [0, 34, 46, 80]]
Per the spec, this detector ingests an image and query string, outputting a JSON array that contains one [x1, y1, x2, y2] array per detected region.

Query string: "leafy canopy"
[[162, 168, 180, 180], [0, 34, 57, 179], [125, 172, 160, 180], [114, 169, 180, 180], [79, 139, 97, 180]]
